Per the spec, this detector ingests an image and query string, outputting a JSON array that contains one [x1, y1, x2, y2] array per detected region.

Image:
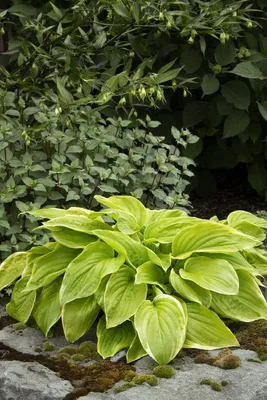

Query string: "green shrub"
[[1, 196, 267, 364], [0, 105, 196, 259]]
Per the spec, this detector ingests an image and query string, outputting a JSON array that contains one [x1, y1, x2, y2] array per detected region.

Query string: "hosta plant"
[[1, 196, 267, 364]]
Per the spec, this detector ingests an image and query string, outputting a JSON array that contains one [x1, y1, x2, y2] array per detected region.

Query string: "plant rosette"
[[1, 196, 267, 364]]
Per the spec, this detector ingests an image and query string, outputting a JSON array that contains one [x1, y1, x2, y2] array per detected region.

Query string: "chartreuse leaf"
[[97, 316, 135, 358], [94, 275, 110, 310], [144, 216, 202, 244], [60, 242, 125, 305], [105, 265, 147, 328], [25, 245, 80, 291], [127, 334, 147, 363], [28, 208, 71, 219], [179, 256, 239, 295], [32, 279, 61, 336], [242, 248, 267, 275], [6, 277, 36, 323], [95, 195, 148, 228], [116, 213, 139, 235], [146, 209, 187, 225], [135, 262, 166, 286], [184, 303, 239, 350], [228, 221, 265, 242], [211, 270, 267, 322], [92, 230, 162, 268], [29, 242, 56, 255], [172, 221, 260, 259], [134, 294, 187, 364], [52, 228, 97, 249], [227, 210, 267, 229], [170, 269, 212, 307], [40, 215, 111, 234], [62, 296, 100, 342], [156, 252, 172, 272], [0, 252, 27, 291], [203, 252, 258, 275]]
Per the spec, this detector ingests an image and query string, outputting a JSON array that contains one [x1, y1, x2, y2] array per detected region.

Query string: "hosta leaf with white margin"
[[62, 296, 101, 342], [172, 221, 260, 259], [97, 316, 135, 358], [135, 262, 166, 287], [201, 252, 259, 276], [144, 216, 203, 244], [25, 245, 80, 291], [127, 333, 147, 363], [0, 252, 27, 291], [52, 228, 97, 249], [6, 277, 36, 323], [242, 248, 267, 275], [184, 303, 239, 350], [146, 209, 187, 225], [92, 230, 162, 268], [179, 256, 239, 295], [95, 195, 148, 228], [60, 242, 125, 305], [134, 294, 187, 364], [170, 269, 212, 307], [225, 221, 265, 242], [105, 265, 147, 328], [211, 270, 267, 322], [32, 279, 61, 336], [227, 210, 267, 229], [40, 215, 111, 234]]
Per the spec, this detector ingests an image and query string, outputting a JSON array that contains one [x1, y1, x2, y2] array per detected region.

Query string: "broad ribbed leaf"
[[127, 334, 147, 363], [134, 294, 187, 364], [229, 221, 265, 242], [60, 242, 125, 305], [211, 270, 267, 321], [144, 216, 202, 244], [25, 245, 80, 291], [135, 262, 165, 286], [184, 303, 239, 349], [52, 228, 97, 249], [62, 296, 100, 342], [41, 215, 111, 234], [116, 213, 139, 234], [95, 195, 148, 228], [105, 265, 147, 328], [203, 252, 258, 275], [172, 221, 260, 259], [179, 256, 239, 295], [29, 243, 56, 255], [242, 248, 267, 275], [170, 269, 212, 307], [146, 209, 186, 225], [221, 81, 250, 110], [97, 316, 135, 358], [92, 230, 162, 268], [32, 279, 61, 336], [228, 210, 267, 229], [0, 252, 27, 291], [29, 208, 70, 219], [6, 277, 36, 323], [94, 275, 110, 310]]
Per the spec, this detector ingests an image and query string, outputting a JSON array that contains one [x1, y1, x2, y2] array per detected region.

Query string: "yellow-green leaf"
[[0, 252, 27, 291], [172, 221, 260, 259], [105, 265, 147, 328], [6, 277, 36, 323], [179, 256, 239, 295], [60, 242, 125, 305], [62, 296, 100, 342], [184, 303, 239, 349], [134, 294, 187, 364]]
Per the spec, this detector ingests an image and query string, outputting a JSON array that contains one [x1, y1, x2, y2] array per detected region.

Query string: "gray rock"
[[79, 349, 267, 400], [0, 361, 73, 400]]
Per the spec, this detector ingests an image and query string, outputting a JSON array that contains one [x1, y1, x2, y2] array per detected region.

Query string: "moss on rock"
[[200, 378, 222, 392], [132, 374, 158, 386], [152, 365, 176, 378], [43, 341, 56, 352]]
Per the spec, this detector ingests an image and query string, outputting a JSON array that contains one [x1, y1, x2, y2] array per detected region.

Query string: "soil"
[[190, 167, 266, 219]]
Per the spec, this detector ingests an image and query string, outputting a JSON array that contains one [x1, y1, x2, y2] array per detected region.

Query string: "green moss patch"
[[200, 378, 222, 392], [132, 374, 158, 386], [152, 365, 176, 378]]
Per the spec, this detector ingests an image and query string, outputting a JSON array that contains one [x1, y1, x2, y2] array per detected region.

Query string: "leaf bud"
[[188, 36, 194, 45]]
